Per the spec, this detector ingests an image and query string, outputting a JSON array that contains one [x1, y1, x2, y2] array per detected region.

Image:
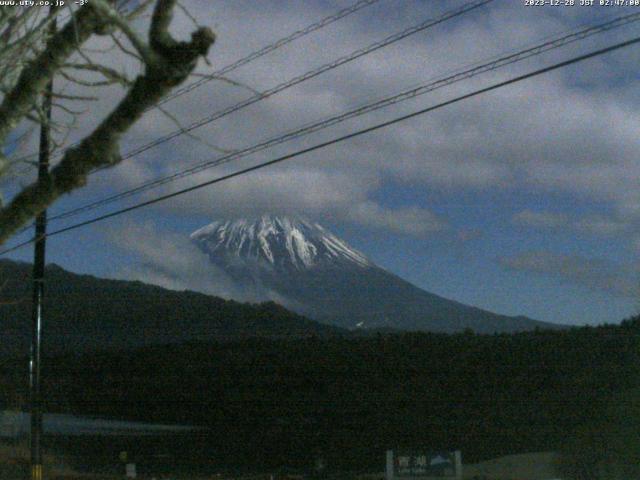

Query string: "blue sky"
[[3, 0, 640, 326]]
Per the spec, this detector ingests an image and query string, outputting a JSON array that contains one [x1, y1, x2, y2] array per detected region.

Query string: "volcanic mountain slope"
[[190, 215, 562, 333]]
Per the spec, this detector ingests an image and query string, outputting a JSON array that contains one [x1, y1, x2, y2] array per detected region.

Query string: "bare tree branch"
[[0, 0, 215, 244], [63, 62, 133, 86], [0, 5, 104, 160], [90, 0, 155, 64]]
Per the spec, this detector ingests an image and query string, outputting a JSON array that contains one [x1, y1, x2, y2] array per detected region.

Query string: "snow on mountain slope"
[[190, 215, 371, 271]]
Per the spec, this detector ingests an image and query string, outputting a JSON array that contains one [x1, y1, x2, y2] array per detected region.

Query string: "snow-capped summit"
[[190, 215, 371, 271]]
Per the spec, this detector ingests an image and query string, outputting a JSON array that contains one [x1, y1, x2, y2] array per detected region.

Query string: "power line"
[[156, 0, 383, 108], [10, 0, 495, 236], [96, 0, 495, 168], [15, 0, 491, 171], [29, 6, 56, 479], [46, 11, 640, 223], [2, 33, 637, 257], [12, 0, 383, 165]]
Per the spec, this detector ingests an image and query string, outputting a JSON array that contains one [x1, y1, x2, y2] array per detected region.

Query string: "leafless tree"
[[0, 0, 215, 245]]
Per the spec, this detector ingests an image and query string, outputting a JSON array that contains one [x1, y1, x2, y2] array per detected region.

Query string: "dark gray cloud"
[[499, 250, 639, 298], [511, 210, 629, 236], [512, 210, 568, 229]]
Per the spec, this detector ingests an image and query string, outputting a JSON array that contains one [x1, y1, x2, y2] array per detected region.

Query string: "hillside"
[[0, 259, 345, 355]]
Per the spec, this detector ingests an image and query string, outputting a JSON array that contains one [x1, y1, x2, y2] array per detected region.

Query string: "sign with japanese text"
[[394, 451, 456, 477]]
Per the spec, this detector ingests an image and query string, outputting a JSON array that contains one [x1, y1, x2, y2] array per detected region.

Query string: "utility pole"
[[30, 7, 56, 480]]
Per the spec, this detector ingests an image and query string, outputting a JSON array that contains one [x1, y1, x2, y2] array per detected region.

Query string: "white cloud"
[[107, 222, 252, 301], [347, 201, 447, 237], [154, 164, 379, 219]]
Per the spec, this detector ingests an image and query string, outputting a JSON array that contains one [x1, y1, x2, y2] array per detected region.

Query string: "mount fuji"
[[191, 215, 560, 333]]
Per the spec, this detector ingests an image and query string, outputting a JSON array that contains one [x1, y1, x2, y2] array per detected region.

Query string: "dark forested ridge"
[[0, 259, 563, 358], [0, 259, 345, 355], [1, 319, 637, 472]]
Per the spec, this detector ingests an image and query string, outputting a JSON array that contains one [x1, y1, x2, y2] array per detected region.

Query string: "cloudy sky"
[[4, 0, 640, 326]]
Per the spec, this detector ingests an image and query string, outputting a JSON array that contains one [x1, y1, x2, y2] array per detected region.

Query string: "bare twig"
[[177, 1, 199, 29], [156, 104, 234, 154], [90, 0, 155, 64], [191, 73, 262, 96], [110, 31, 143, 62], [52, 101, 88, 117], [51, 92, 99, 102], [125, 0, 155, 21], [62, 63, 133, 86], [58, 69, 114, 87]]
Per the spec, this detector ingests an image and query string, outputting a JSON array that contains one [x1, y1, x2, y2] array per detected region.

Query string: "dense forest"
[[1, 318, 638, 475]]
